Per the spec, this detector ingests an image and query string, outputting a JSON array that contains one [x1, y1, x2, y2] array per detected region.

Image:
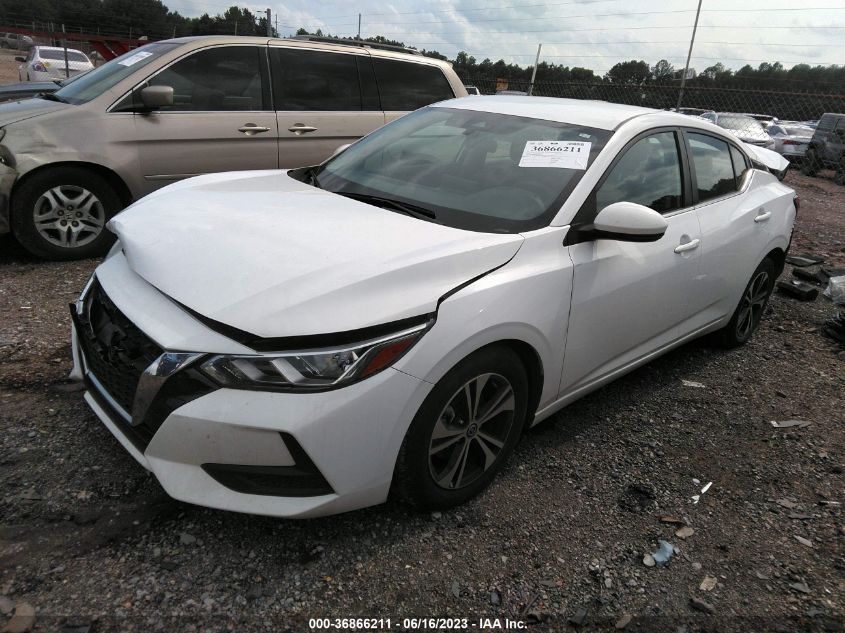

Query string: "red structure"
[[0, 25, 147, 60]]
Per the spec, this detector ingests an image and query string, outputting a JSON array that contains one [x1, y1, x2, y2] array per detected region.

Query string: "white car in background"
[[16, 46, 93, 81], [70, 97, 796, 518], [767, 123, 815, 161]]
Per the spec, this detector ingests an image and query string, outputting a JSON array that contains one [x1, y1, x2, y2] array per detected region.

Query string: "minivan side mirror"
[[139, 85, 174, 110], [591, 201, 668, 242], [14, 56, 25, 62]]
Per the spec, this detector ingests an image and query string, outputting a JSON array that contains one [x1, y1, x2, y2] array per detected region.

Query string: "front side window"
[[271, 48, 361, 111], [372, 58, 454, 111], [149, 46, 265, 111], [316, 106, 612, 233], [596, 132, 684, 215], [688, 133, 737, 202]]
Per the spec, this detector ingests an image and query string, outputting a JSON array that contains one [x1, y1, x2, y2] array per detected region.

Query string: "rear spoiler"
[[743, 143, 790, 181]]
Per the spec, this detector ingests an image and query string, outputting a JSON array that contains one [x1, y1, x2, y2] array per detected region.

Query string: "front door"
[[561, 130, 702, 395], [133, 45, 278, 190], [269, 46, 385, 168]]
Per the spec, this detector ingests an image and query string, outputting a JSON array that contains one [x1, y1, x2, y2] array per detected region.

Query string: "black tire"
[[392, 346, 529, 510], [834, 160, 845, 186], [0, 42, 8, 49], [714, 258, 776, 348], [10, 167, 122, 260], [800, 150, 819, 177]]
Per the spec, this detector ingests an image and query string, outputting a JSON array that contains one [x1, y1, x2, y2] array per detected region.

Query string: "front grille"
[[76, 280, 162, 414]]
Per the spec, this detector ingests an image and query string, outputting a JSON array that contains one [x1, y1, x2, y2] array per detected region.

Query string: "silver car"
[[699, 112, 775, 150], [0, 36, 467, 259], [767, 123, 815, 161]]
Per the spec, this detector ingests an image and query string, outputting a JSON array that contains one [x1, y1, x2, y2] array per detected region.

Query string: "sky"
[[163, 0, 845, 74]]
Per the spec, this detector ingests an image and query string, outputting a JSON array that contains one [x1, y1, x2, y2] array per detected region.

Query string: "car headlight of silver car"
[[199, 322, 429, 391]]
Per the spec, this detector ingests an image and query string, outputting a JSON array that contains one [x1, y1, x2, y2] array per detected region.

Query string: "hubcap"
[[428, 373, 515, 490], [33, 185, 105, 249], [736, 270, 770, 340]]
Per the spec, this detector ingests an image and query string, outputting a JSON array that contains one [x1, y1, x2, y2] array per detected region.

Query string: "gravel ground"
[[0, 170, 843, 633]]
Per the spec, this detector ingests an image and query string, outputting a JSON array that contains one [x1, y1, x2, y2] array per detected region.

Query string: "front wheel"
[[392, 346, 529, 510], [11, 167, 122, 260], [714, 258, 776, 348], [800, 150, 819, 176]]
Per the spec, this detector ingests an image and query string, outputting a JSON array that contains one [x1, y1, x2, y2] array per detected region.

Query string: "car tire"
[[392, 346, 529, 510], [800, 150, 819, 176], [714, 258, 776, 348], [0, 42, 8, 49], [834, 160, 845, 186], [10, 167, 122, 260]]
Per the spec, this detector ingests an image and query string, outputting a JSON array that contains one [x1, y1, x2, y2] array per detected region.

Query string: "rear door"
[[561, 129, 702, 395], [370, 56, 457, 124], [270, 46, 384, 167], [133, 44, 278, 187], [830, 117, 845, 165], [685, 131, 774, 327]]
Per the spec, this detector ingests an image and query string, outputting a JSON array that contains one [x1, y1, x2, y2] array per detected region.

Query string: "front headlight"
[[199, 322, 429, 391]]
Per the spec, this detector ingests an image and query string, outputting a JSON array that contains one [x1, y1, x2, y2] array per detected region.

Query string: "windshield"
[[54, 42, 180, 105], [718, 115, 765, 135], [316, 107, 612, 233], [40, 50, 88, 62]]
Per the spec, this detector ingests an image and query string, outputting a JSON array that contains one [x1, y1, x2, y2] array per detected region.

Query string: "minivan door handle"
[[754, 209, 772, 223], [238, 124, 271, 135], [674, 238, 700, 254], [288, 124, 318, 135]]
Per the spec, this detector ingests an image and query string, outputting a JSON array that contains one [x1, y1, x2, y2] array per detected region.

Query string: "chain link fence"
[[461, 77, 845, 166]]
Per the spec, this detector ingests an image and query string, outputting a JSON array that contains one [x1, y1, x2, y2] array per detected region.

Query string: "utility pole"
[[527, 43, 542, 95], [266, 9, 272, 37], [357, 13, 361, 39], [676, 0, 703, 110], [234, 20, 238, 36]]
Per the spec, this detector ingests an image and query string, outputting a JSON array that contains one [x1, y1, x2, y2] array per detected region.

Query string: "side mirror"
[[15, 56, 25, 62], [139, 85, 173, 110], [330, 143, 351, 159], [592, 201, 668, 242]]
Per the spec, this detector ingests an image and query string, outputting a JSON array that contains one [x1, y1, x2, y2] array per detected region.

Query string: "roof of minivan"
[[437, 96, 662, 130]]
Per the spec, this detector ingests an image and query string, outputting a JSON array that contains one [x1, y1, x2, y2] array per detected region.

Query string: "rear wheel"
[[834, 159, 845, 186], [11, 167, 122, 260], [800, 149, 819, 176], [392, 346, 529, 510], [714, 258, 776, 348]]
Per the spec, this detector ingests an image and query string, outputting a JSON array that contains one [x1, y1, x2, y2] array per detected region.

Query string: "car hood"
[[0, 97, 68, 126], [109, 170, 524, 339]]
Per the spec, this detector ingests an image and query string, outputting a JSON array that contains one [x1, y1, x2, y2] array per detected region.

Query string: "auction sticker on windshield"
[[118, 51, 153, 67], [519, 141, 591, 169]]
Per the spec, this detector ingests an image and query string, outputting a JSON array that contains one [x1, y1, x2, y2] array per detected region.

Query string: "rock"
[[689, 597, 716, 614], [681, 380, 706, 388], [700, 576, 717, 591], [789, 582, 811, 595], [643, 554, 656, 567], [568, 606, 588, 627], [0, 597, 12, 616], [776, 499, 799, 509], [451, 581, 460, 598], [692, 562, 702, 571], [615, 614, 632, 629], [657, 515, 686, 525], [431, 512, 442, 520], [794, 535, 813, 548], [2, 602, 36, 633], [675, 526, 695, 539], [179, 532, 196, 545], [490, 589, 501, 606]]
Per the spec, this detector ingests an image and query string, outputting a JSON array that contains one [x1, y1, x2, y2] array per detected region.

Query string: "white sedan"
[[70, 97, 796, 517], [17, 46, 93, 82]]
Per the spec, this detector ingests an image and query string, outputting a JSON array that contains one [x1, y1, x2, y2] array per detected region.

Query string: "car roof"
[[435, 96, 666, 130]]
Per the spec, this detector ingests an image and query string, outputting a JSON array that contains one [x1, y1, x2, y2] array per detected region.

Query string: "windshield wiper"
[[336, 192, 437, 220], [39, 92, 67, 103]]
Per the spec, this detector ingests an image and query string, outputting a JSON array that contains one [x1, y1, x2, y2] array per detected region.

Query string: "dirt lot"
[[0, 170, 843, 632]]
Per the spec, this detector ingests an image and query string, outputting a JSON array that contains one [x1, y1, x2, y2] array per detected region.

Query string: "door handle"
[[754, 210, 772, 223], [238, 124, 270, 135], [288, 124, 318, 135], [674, 238, 700, 254]]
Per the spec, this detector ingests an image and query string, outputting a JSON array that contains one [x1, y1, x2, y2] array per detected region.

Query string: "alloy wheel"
[[736, 270, 770, 340], [428, 373, 515, 490], [33, 185, 106, 249]]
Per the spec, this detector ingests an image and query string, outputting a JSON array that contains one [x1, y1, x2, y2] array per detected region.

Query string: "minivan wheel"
[[11, 167, 121, 260], [714, 258, 776, 348], [392, 346, 529, 510], [800, 150, 819, 176]]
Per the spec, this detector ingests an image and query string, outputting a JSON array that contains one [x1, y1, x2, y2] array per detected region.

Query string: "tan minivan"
[[0, 35, 467, 259]]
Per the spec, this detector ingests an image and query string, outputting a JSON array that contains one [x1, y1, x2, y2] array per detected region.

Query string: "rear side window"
[[372, 58, 454, 111], [730, 145, 749, 185], [688, 133, 737, 202], [271, 48, 361, 111], [817, 115, 836, 131], [150, 46, 266, 111], [596, 131, 684, 214]]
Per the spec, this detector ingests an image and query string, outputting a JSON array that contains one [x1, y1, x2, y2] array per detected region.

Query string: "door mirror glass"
[[15, 56, 24, 62], [592, 201, 668, 242], [139, 85, 174, 109]]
